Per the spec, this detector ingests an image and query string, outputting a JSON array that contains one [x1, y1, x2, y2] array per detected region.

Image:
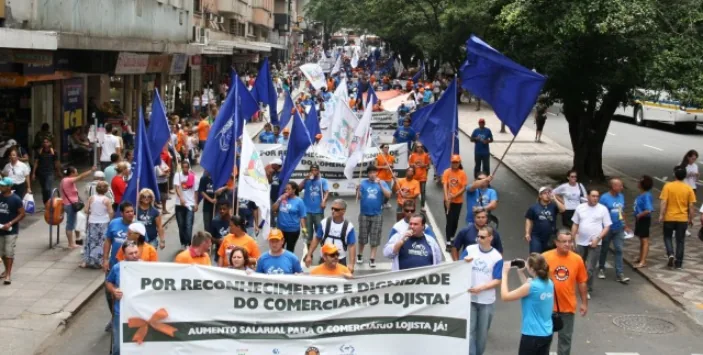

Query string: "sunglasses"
[[404, 209, 415, 213], [478, 234, 489, 239], [331, 207, 344, 212], [124, 241, 138, 247], [140, 195, 153, 199]]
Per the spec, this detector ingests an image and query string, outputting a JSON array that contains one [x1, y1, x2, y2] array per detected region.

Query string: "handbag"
[[23, 193, 35, 214], [552, 291, 564, 333], [61, 179, 85, 212]]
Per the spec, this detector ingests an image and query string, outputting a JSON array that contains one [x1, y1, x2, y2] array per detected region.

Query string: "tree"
[[493, 0, 698, 180], [304, 0, 353, 50]]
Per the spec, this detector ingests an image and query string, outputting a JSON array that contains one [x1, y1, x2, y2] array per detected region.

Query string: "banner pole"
[[491, 134, 517, 177]]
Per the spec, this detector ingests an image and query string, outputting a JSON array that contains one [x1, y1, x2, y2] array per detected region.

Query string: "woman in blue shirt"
[[633, 175, 654, 268], [273, 182, 308, 252], [501, 253, 555, 355]]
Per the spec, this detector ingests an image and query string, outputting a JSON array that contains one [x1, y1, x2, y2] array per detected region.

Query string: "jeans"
[[575, 244, 600, 292], [474, 154, 490, 179], [518, 334, 552, 355], [112, 313, 120, 354], [663, 221, 687, 267], [305, 213, 324, 245], [598, 229, 624, 276], [529, 236, 550, 254], [37, 173, 54, 204], [555, 312, 575, 355], [175, 205, 194, 247], [202, 208, 213, 235], [444, 202, 462, 244], [469, 302, 494, 355]]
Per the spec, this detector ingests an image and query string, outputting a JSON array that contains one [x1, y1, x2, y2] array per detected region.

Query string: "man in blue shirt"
[[393, 117, 417, 149], [452, 210, 504, 260], [300, 165, 330, 246], [598, 178, 631, 283], [525, 187, 565, 253], [102, 202, 135, 332], [397, 103, 410, 117], [258, 123, 276, 143], [256, 229, 303, 274], [465, 173, 499, 225], [209, 201, 231, 261], [356, 166, 391, 267], [470, 118, 493, 179], [105, 242, 140, 355], [384, 213, 442, 271]]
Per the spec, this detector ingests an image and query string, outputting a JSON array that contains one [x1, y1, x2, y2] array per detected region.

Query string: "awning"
[[268, 43, 287, 50], [0, 28, 58, 50]]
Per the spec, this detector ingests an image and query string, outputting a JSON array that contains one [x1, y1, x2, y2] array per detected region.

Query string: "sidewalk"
[[457, 104, 703, 325], [0, 121, 265, 355]]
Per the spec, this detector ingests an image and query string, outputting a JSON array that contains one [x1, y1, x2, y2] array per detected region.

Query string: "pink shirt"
[[60, 178, 80, 206]]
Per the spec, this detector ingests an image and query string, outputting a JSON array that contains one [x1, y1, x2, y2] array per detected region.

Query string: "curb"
[[458, 123, 701, 324]]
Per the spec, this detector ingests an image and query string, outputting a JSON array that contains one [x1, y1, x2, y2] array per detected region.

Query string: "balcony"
[[217, 0, 236, 14], [252, 8, 273, 28]]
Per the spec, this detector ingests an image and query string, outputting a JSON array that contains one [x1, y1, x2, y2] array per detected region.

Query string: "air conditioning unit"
[[208, 13, 217, 22], [192, 25, 202, 43], [200, 28, 210, 45], [218, 16, 225, 24]]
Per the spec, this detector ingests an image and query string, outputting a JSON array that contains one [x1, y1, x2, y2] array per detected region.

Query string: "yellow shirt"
[[217, 233, 261, 267], [660, 180, 696, 222]]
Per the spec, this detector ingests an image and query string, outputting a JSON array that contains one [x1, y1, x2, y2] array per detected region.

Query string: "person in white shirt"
[[173, 160, 199, 249], [463, 225, 502, 355], [99, 123, 122, 171], [2, 148, 31, 199], [680, 149, 699, 193], [571, 189, 612, 296], [554, 169, 587, 229]]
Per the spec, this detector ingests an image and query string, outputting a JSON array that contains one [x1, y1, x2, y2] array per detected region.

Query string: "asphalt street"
[[38, 122, 703, 355], [543, 106, 703, 201]]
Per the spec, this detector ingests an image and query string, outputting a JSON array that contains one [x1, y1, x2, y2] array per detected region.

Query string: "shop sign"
[[146, 54, 169, 73], [114, 52, 149, 75], [0, 75, 27, 87], [61, 78, 85, 154], [23, 61, 55, 76], [190, 55, 202, 69], [169, 54, 188, 75], [12, 50, 53, 65]]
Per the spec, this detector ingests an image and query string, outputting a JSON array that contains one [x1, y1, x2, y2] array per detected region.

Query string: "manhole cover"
[[612, 315, 676, 334]]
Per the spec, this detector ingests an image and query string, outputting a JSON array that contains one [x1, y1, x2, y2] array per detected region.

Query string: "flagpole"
[[233, 83, 241, 216], [445, 76, 458, 215], [492, 135, 517, 176]]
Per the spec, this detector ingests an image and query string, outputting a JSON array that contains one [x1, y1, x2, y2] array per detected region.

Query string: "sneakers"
[[369, 259, 376, 268], [686, 229, 691, 237], [676, 266, 683, 270], [357, 254, 363, 264], [587, 293, 591, 300], [667, 255, 675, 268], [616, 275, 630, 284], [597, 269, 606, 279], [445, 241, 452, 253]]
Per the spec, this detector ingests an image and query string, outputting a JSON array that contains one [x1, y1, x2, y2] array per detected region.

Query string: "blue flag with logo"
[[279, 91, 294, 129], [306, 103, 321, 139], [201, 73, 257, 189], [147, 89, 170, 166], [252, 57, 279, 125], [278, 110, 312, 197], [123, 108, 160, 206], [460, 35, 546, 135], [411, 78, 459, 176]]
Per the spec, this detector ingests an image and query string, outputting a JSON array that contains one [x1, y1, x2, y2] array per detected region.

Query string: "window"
[[238, 23, 246, 36], [193, 0, 201, 13], [229, 19, 237, 34], [247, 23, 254, 36]]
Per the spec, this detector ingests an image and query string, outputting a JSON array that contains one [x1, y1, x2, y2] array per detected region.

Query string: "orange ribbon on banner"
[[127, 308, 177, 344]]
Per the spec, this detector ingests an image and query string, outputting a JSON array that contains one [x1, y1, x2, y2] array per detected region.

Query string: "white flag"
[[237, 124, 271, 239], [319, 98, 359, 161], [351, 50, 359, 69], [299, 63, 326, 90], [334, 78, 349, 103], [344, 103, 373, 180], [331, 54, 342, 75]]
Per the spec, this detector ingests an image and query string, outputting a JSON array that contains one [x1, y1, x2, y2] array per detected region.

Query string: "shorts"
[[635, 216, 651, 238], [0, 234, 18, 258], [358, 214, 383, 247], [64, 203, 77, 231]]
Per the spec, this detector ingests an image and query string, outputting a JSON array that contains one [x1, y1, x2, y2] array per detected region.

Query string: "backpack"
[[321, 218, 350, 251]]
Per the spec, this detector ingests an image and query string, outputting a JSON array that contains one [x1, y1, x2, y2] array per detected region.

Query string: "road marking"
[[654, 176, 668, 184], [642, 144, 663, 151], [607, 132, 616, 136], [547, 112, 558, 116], [605, 353, 643, 355], [424, 205, 453, 261]]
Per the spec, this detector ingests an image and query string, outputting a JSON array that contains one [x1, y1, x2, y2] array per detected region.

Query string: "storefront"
[[163, 53, 189, 116], [112, 52, 149, 127]]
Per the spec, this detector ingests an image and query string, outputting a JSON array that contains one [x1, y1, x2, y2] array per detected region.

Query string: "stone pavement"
[[457, 104, 703, 325], [0, 121, 265, 355]]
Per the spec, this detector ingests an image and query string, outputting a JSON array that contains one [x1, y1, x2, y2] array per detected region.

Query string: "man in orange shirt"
[[408, 142, 430, 210], [310, 244, 352, 278], [375, 144, 395, 208], [442, 155, 468, 247], [543, 230, 588, 355], [174, 231, 212, 265], [395, 167, 420, 221], [196, 113, 210, 151], [217, 215, 261, 267]]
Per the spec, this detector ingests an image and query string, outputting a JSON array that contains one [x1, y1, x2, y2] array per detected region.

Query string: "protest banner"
[[120, 261, 471, 354], [256, 143, 408, 193], [363, 111, 398, 143]]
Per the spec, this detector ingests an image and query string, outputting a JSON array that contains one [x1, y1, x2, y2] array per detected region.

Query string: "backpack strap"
[[321, 218, 333, 246], [321, 218, 350, 252], [340, 220, 349, 251]]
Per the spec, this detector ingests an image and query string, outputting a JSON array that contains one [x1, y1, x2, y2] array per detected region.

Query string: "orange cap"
[[321, 244, 339, 255], [315, 134, 322, 139], [451, 154, 462, 163], [267, 229, 284, 240]]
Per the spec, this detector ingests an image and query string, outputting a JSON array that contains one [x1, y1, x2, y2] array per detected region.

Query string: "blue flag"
[[236, 74, 260, 121], [460, 35, 546, 135], [278, 110, 312, 197], [412, 63, 424, 83], [123, 108, 160, 206], [201, 73, 251, 189], [368, 56, 376, 74], [252, 57, 279, 125], [411, 79, 460, 177], [380, 57, 394, 75], [279, 91, 295, 129], [147, 89, 170, 166], [306, 103, 321, 139], [366, 85, 379, 107]]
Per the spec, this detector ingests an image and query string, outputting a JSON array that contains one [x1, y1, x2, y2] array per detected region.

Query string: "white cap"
[[538, 186, 552, 194], [270, 158, 283, 166], [93, 171, 105, 179], [7, 139, 17, 146], [128, 222, 147, 236]]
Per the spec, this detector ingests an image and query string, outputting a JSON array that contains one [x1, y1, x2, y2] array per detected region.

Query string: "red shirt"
[[161, 150, 171, 168], [111, 176, 127, 204]]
